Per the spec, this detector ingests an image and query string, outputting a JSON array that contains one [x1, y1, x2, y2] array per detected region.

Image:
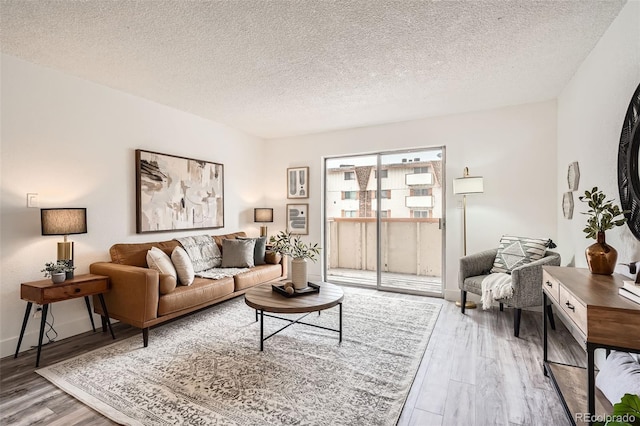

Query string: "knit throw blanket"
[[481, 273, 513, 310], [175, 235, 221, 272], [196, 267, 249, 280]]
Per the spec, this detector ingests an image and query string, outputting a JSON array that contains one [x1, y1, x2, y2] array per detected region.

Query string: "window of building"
[[412, 210, 431, 218], [413, 167, 429, 174], [343, 210, 358, 218], [375, 169, 388, 178], [376, 210, 390, 218], [380, 190, 391, 199], [342, 191, 358, 200], [344, 172, 355, 180], [410, 188, 431, 196]]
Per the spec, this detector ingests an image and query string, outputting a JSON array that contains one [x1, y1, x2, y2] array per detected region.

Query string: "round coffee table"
[[244, 281, 344, 351]]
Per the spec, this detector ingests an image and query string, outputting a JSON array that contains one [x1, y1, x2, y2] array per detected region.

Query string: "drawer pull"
[[74, 288, 81, 293], [545, 281, 553, 287], [565, 301, 575, 311]]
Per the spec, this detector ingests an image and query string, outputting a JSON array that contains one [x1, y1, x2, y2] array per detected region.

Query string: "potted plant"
[[42, 260, 75, 283], [269, 231, 321, 289], [578, 187, 628, 275]]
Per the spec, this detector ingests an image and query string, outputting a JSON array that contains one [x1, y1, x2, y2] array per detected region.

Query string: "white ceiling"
[[0, 0, 627, 139]]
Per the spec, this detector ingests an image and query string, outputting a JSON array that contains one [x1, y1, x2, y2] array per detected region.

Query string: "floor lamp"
[[453, 167, 484, 309]]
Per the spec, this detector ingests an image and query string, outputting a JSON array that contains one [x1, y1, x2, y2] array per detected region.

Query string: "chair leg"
[[546, 304, 556, 330], [499, 303, 504, 312], [514, 308, 522, 338], [461, 290, 467, 314]]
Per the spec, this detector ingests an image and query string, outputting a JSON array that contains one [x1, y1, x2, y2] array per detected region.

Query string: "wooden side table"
[[14, 273, 115, 367]]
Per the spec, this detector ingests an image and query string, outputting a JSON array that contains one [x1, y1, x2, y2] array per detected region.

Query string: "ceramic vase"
[[51, 272, 66, 283], [585, 231, 618, 275], [291, 257, 308, 289]]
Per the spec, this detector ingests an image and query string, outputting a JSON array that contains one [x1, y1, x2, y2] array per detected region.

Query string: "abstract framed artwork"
[[136, 149, 224, 233], [562, 191, 574, 220], [287, 167, 309, 198], [286, 203, 308, 235], [567, 161, 580, 191]]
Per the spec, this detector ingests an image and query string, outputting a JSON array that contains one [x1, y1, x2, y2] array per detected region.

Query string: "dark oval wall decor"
[[618, 82, 640, 240]]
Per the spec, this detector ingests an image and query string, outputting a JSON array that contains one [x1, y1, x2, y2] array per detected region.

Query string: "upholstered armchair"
[[459, 248, 561, 337]]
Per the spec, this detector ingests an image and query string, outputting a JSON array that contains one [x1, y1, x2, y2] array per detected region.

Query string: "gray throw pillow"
[[221, 239, 256, 268], [490, 235, 550, 274], [238, 236, 267, 265]]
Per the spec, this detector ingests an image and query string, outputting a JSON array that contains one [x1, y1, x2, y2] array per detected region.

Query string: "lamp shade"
[[453, 176, 484, 195], [41, 208, 87, 235], [254, 208, 273, 223]]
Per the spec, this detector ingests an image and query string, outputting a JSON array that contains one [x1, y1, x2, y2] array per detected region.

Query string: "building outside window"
[[342, 191, 358, 200], [344, 171, 355, 180], [374, 169, 388, 178], [412, 210, 431, 218], [410, 188, 431, 196], [413, 166, 429, 174], [343, 210, 358, 217]]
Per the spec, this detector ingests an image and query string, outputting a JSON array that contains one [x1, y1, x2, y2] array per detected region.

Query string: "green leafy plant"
[[41, 260, 75, 278], [268, 231, 321, 261], [594, 393, 640, 426], [578, 187, 627, 239]]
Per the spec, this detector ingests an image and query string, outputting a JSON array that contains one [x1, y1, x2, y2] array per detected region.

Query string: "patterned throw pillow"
[[176, 235, 222, 272], [490, 235, 551, 274]]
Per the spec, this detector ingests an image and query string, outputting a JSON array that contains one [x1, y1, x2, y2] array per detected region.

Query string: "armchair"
[[459, 248, 561, 337]]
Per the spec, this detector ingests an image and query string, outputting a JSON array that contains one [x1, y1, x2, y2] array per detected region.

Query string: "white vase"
[[51, 272, 66, 283], [291, 258, 308, 289]]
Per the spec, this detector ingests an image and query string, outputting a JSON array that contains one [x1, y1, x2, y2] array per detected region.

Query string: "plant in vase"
[[269, 231, 321, 290], [42, 260, 75, 283], [579, 187, 628, 275]]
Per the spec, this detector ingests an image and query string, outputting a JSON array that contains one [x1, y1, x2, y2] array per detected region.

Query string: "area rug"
[[37, 289, 440, 426]]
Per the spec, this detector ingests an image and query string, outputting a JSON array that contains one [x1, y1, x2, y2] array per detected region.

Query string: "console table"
[[14, 274, 115, 367], [542, 266, 640, 425]]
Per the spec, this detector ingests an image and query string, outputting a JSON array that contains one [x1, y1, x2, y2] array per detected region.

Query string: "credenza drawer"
[[559, 286, 587, 334], [542, 270, 560, 303]]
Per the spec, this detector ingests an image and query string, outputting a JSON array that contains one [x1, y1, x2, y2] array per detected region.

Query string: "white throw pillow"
[[146, 247, 177, 281], [172, 246, 195, 286]]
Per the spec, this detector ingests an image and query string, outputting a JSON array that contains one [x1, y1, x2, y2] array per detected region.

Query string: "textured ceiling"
[[0, 1, 627, 139]]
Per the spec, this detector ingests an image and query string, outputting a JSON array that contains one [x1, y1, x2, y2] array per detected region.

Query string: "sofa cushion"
[[159, 274, 178, 295], [213, 232, 247, 250], [239, 237, 267, 265], [491, 235, 550, 274], [463, 275, 489, 295], [111, 240, 180, 267], [171, 246, 195, 286], [265, 251, 283, 265], [221, 239, 256, 268], [146, 247, 177, 280], [158, 276, 235, 316], [234, 264, 283, 291]]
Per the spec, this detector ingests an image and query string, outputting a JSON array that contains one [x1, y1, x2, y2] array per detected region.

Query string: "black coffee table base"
[[254, 303, 343, 351]]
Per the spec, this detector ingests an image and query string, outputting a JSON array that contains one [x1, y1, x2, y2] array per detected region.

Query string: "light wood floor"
[[0, 288, 583, 426]]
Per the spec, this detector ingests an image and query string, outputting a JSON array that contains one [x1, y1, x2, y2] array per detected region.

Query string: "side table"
[[14, 273, 115, 367]]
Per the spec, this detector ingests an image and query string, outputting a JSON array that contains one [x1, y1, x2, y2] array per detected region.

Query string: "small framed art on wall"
[[287, 167, 309, 198], [286, 203, 308, 235]]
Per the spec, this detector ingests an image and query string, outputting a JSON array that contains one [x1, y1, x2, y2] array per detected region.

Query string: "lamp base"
[[455, 300, 477, 309], [260, 226, 268, 238]]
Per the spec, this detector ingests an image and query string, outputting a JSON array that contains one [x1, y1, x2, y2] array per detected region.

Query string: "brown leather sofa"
[[90, 232, 286, 346]]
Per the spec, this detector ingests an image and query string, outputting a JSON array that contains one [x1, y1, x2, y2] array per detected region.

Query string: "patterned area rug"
[[37, 289, 440, 425]]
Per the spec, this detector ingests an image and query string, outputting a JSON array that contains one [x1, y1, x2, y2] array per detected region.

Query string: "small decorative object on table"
[[41, 260, 75, 283], [579, 187, 628, 275], [269, 231, 320, 290], [272, 281, 321, 297]]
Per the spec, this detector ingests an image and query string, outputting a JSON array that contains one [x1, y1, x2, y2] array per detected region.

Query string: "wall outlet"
[[27, 193, 39, 208]]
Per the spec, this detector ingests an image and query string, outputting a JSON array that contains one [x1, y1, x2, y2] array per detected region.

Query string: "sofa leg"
[[460, 290, 467, 314], [499, 303, 504, 312], [514, 308, 522, 338], [142, 328, 149, 347], [546, 304, 556, 330]]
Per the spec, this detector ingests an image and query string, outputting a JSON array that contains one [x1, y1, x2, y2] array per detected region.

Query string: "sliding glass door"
[[324, 147, 444, 296]]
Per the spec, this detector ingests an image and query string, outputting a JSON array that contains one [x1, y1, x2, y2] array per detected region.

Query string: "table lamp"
[[254, 208, 273, 237], [41, 208, 87, 278]]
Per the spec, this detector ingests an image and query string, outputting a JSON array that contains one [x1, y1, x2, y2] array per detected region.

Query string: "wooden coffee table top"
[[245, 281, 344, 314]]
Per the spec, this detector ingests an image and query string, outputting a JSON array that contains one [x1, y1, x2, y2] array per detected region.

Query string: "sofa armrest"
[[90, 262, 160, 328], [459, 249, 498, 288], [507, 252, 561, 307]]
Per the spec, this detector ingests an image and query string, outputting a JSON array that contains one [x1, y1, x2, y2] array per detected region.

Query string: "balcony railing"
[[326, 217, 442, 277], [405, 172, 433, 186]]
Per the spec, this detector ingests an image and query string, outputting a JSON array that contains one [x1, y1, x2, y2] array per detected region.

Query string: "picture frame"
[[287, 167, 309, 198], [135, 149, 224, 233], [286, 203, 308, 235]]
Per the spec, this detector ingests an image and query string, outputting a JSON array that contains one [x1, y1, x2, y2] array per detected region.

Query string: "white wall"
[[0, 54, 266, 358], [557, 1, 640, 270], [265, 100, 559, 300]]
